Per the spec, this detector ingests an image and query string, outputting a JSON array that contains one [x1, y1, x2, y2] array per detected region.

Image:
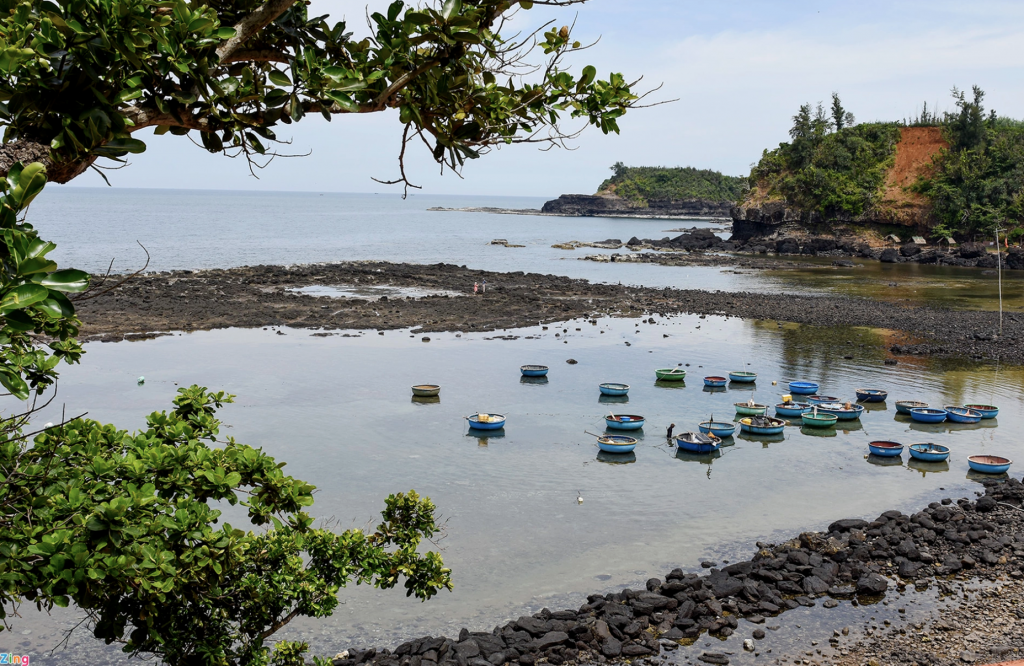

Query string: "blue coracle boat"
[[606, 414, 645, 430], [868, 440, 903, 457], [944, 406, 982, 424], [963, 404, 999, 419], [807, 394, 840, 405], [739, 416, 786, 435], [676, 431, 722, 454], [909, 443, 949, 462], [856, 388, 888, 402], [599, 383, 630, 396], [968, 455, 1011, 474], [788, 381, 819, 395], [815, 402, 865, 420], [520, 365, 549, 377], [703, 376, 728, 388], [728, 371, 757, 383], [775, 402, 812, 417], [699, 420, 736, 437], [467, 413, 506, 430], [910, 407, 948, 423], [597, 435, 637, 454], [895, 400, 929, 414]]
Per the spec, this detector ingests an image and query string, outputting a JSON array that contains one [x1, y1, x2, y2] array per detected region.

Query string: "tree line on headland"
[[607, 88, 1024, 242]]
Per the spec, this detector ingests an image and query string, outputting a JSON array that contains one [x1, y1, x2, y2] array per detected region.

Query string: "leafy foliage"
[[748, 103, 902, 219], [0, 0, 640, 184], [598, 163, 745, 206], [911, 87, 1024, 239], [0, 162, 87, 399], [0, 166, 452, 665]]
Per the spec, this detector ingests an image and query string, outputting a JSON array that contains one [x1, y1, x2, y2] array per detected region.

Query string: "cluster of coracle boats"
[[415, 364, 1011, 475]]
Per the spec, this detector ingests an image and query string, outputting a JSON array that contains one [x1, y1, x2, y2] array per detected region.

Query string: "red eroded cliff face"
[[731, 126, 949, 238], [875, 126, 949, 225]]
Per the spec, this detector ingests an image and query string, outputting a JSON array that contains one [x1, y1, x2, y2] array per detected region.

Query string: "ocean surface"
[[9, 188, 1024, 664], [32, 188, 1024, 310]]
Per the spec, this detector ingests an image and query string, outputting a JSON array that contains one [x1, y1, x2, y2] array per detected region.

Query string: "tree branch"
[[216, 0, 298, 63]]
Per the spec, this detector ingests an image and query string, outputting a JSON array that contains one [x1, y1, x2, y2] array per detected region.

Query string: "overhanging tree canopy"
[[0, 0, 641, 186]]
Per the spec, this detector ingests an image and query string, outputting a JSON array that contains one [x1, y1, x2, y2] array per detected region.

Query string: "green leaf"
[[216, 27, 236, 40], [187, 18, 214, 33], [268, 70, 291, 87], [94, 138, 147, 156], [0, 368, 29, 400], [18, 257, 58, 276], [40, 269, 90, 293], [3, 309, 36, 331], [441, 0, 462, 20], [0, 284, 49, 312]]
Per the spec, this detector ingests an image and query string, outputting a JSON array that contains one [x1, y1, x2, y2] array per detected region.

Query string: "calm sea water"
[[31, 188, 1024, 310], [11, 316, 1023, 663]]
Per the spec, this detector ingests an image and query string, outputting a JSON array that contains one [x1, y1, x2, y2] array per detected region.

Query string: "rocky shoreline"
[[566, 229, 1024, 271], [74, 262, 1024, 364], [325, 478, 1024, 666]]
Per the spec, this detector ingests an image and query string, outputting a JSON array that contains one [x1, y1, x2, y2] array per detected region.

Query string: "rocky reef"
[[540, 194, 732, 219]]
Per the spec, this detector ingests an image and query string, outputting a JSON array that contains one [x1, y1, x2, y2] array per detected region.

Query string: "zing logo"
[[0, 655, 29, 664]]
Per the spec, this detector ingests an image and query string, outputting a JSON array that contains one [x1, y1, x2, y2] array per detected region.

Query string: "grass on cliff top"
[[597, 164, 747, 206]]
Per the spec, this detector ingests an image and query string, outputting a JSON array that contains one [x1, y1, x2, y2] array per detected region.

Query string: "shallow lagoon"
[[14, 313, 1023, 661]]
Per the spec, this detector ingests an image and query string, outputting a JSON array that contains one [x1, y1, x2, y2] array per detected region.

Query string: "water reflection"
[[801, 425, 837, 438], [737, 431, 786, 444], [654, 379, 686, 390], [598, 394, 629, 405], [596, 451, 636, 465], [520, 376, 549, 386], [867, 454, 905, 467], [702, 385, 727, 394], [412, 395, 441, 405], [966, 469, 1009, 484], [907, 459, 950, 476], [860, 402, 889, 413], [465, 429, 505, 445]]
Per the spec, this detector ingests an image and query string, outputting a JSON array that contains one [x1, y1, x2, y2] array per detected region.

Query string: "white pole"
[[996, 228, 1004, 336]]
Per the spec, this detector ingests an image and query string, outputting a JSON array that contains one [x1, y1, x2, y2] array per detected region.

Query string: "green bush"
[[598, 164, 746, 205]]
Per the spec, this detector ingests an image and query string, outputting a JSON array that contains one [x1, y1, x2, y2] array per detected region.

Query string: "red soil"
[[878, 126, 948, 217]]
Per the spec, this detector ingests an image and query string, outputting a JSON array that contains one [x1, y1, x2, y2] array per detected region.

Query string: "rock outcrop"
[[541, 194, 732, 218]]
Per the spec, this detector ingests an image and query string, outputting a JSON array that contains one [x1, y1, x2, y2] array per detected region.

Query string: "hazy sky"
[[66, 0, 1024, 196]]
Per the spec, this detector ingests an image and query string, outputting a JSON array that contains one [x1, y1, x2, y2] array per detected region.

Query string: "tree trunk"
[[0, 138, 96, 183]]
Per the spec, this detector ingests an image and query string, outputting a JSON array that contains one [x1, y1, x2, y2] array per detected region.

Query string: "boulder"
[[1007, 247, 1024, 270], [975, 496, 996, 512], [801, 576, 830, 595], [899, 243, 922, 257], [828, 518, 869, 533], [530, 632, 568, 652], [959, 242, 987, 259], [856, 573, 888, 596], [775, 237, 800, 254], [977, 253, 999, 268], [879, 248, 899, 263]]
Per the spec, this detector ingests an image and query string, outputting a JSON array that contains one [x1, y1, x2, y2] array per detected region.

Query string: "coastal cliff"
[[541, 194, 732, 218]]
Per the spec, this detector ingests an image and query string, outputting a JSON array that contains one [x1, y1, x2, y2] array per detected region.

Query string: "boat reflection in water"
[[411, 395, 441, 405], [520, 375, 549, 386], [674, 447, 722, 479], [465, 429, 505, 446], [966, 468, 1009, 484], [596, 450, 636, 465], [598, 394, 629, 405], [866, 454, 904, 468], [801, 425, 837, 438], [907, 458, 950, 477]]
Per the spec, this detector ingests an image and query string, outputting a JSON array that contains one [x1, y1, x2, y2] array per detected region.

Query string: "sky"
[[64, 0, 1024, 197]]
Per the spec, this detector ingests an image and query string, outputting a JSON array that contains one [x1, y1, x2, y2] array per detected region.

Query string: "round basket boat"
[[520, 365, 549, 377], [734, 402, 767, 416], [728, 371, 757, 383], [868, 440, 904, 457], [856, 388, 888, 403], [801, 411, 838, 428], [739, 416, 786, 435], [599, 382, 630, 396], [597, 435, 638, 454], [895, 400, 929, 415], [699, 420, 736, 437], [963, 404, 999, 419], [788, 381, 819, 395], [703, 376, 728, 388], [944, 406, 982, 424], [815, 403, 865, 420], [411, 384, 441, 397], [675, 431, 722, 454], [910, 407, 948, 423], [775, 402, 811, 417], [967, 455, 1012, 475], [655, 368, 686, 381], [466, 413, 506, 430], [605, 414, 645, 431], [909, 443, 950, 462]]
